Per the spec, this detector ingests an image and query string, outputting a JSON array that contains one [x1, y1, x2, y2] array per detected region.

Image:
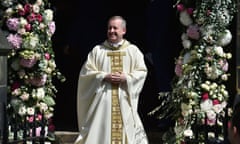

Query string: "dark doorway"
[[51, 0, 178, 134]]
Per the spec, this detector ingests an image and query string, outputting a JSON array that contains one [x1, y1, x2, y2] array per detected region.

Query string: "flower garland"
[[0, 0, 65, 136], [149, 0, 236, 143]]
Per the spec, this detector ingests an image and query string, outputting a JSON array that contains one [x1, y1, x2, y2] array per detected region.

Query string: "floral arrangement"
[[0, 0, 65, 138], [149, 0, 236, 143]]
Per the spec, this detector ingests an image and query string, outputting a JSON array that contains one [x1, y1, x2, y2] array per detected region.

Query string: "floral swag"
[[0, 0, 65, 138], [149, 0, 236, 143]]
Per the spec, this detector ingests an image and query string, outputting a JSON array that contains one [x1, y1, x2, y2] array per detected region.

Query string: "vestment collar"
[[102, 39, 129, 50]]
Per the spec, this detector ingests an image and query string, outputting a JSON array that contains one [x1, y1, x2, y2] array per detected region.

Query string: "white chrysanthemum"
[[179, 10, 193, 26]]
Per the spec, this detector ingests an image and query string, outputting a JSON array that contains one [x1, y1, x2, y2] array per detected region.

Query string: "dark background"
[[50, 0, 186, 132]]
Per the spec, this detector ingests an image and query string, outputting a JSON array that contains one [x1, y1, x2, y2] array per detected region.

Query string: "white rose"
[[43, 9, 53, 22], [200, 99, 213, 112], [182, 39, 191, 49], [33, 4, 40, 13], [214, 46, 224, 57], [179, 10, 193, 26], [217, 30, 232, 46]]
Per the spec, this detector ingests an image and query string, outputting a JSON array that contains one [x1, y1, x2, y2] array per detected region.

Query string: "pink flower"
[[6, 18, 19, 31], [28, 116, 34, 122], [19, 57, 37, 68], [25, 23, 32, 31], [202, 92, 209, 100], [44, 53, 51, 60], [175, 59, 183, 76], [18, 8, 26, 16], [222, 61, 229, 72], [186, 25, 200, 40], [24, 4, 32, 14], [48, 21, 56, 35], [36, 114, 42, 121], [35, 14, 43, 22], [7, 34, 22, 49], [212, 99, 220, 105], [177, 4, 185, 12], [187, 8, 193, 15]]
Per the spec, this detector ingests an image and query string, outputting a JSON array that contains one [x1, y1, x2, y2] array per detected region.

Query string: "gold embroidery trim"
[[107, 51, 126, 144]]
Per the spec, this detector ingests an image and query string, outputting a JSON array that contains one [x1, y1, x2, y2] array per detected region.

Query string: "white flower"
[[38, 102, 48, 112], [22, 34, 39, 49], [217, 29, 232, 46], [43, 9, 53, 22], [19, 17, 28, 27], [36, 87, 45, 99], [206, 110, 216, 120], [181, 33, 188, 40], [200, 99, 213, 112], [214, 46, 224, 57], [221, 74, 228, 81], [18, 106, 27, 116], [36, 0, 44, 6], [12, 88, 21, 96], [20, 92, 30, 101], [184, 129, 193, 137], [179, 10, 193, 26], [182, 39, 191, 49], [33, 4, 40, 13], [27, 107, 35, 115], [225, 53, 232, 59], [212, 101, 227, 113]]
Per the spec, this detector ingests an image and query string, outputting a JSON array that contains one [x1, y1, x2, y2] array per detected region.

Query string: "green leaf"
[[43, 96, 56, 106]]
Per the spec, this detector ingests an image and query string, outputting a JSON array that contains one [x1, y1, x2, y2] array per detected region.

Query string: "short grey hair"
[[108, 16, 126, 29]]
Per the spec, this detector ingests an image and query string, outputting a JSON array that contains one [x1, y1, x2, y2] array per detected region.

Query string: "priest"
[[74, 16, 148, 144]]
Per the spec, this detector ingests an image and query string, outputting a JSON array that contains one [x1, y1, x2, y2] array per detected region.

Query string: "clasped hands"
[[104, 72, 126, 84]]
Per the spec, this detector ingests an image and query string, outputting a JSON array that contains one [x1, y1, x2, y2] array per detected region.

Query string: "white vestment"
[[74, 40, 148, 144]]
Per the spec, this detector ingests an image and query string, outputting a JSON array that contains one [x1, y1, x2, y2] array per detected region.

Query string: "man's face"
[[107, 19, 126, 43]]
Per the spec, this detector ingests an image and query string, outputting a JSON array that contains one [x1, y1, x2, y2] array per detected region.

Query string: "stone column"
[[0, 29, 11, 142]]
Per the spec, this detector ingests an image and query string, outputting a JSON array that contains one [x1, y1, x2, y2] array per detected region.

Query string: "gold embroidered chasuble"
[[75, 39, 148, 144]]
